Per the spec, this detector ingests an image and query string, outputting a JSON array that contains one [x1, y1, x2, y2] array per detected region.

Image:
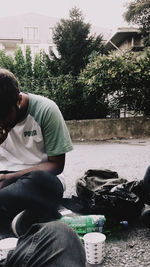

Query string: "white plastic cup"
[[0, 238, 18, 261], [83, 232, 106, 265]]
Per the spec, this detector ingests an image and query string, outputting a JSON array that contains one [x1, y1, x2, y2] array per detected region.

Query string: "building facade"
[[0, 13, 109, 59], [0, 13, 59, 58], [105, 27, 144, 55]]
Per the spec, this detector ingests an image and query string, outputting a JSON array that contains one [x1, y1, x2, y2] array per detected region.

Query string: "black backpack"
[[76, 169, 144, 222]]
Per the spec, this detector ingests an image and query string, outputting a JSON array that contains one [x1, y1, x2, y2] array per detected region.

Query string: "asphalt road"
[[63, 138, 150, 197]]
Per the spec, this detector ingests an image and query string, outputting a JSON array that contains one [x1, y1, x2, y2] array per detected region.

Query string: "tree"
[[48, 74, 84, 120], [24, 46, 33, 90], [0, 50, 14, 72], [79, 53, 115, 119], [52, 7, 105, 76], [79, 50, 150, 118], [33, 50, 52, 96], [124, 0, 150, 30], [33, 52, 42, 93], [128, 50, 150, 116], [124, 0, 150, 45], [14, 46, 25, 87]]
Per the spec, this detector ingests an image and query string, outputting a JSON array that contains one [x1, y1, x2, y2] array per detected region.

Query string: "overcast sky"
[[0, 0, 133, 31]]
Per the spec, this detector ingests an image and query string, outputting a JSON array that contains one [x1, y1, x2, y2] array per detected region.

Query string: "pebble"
[[100, 225, 150, 267]]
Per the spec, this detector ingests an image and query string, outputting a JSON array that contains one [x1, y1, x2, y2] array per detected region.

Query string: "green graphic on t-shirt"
[[24, 130, 37, 137]]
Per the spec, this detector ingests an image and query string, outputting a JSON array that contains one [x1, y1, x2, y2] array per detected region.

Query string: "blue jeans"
[[5, 221, 86, 267], [0, 170, 64, 222]]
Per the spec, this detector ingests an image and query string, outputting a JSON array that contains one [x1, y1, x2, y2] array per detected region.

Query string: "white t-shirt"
[[0, 93, 73, 188]]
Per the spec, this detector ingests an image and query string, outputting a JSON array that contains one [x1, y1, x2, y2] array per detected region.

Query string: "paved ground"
[[63, 138, 150, 197], [63, 138, 150, 267]]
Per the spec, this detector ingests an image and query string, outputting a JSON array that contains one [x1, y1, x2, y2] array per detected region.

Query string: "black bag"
[[76, 169, 144, 222]]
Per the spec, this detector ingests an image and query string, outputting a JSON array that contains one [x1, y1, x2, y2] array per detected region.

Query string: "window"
[[24, 27, 38, 40], [48, 27, 53, 42]]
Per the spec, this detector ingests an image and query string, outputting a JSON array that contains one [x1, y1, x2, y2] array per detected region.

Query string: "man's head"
[[0, 68, 20, 118], [0, 68, 21, 130]]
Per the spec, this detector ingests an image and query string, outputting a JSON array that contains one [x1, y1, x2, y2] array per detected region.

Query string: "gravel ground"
[[86, 223, 150, 267], [63, 138, 150, 267], [103, 225, 150, 267]]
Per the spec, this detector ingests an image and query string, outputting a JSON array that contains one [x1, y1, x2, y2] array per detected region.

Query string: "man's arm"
[[0, 154, 65, 183]]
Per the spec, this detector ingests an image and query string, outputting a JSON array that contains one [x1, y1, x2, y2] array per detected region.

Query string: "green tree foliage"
[[33, 53, 42, 90], [80, 50, 150, 117], [124, 0, 150, 30], [14, 46, 25, 87], [45, 74, 83, 120], [0, 50, 14, 72], [0, 44, 149, 119], [79, 54, 114, 118], [124, 50, 150, 116], [124, 0, 150, 46], [33, 50, 54, 96], [52, 7, 105, 76], [24, 45, 33, 90]]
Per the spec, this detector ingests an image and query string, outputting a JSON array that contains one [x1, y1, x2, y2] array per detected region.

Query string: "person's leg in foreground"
[[143, 166, 150, 195], [141, 166, 150, 227], [5, 221, 86, 267]]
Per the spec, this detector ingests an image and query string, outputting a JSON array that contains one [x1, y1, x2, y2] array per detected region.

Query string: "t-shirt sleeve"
[[41, 101, 73, 156]]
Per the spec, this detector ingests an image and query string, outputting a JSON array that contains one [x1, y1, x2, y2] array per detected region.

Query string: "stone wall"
[[66, 117, 150, 141]]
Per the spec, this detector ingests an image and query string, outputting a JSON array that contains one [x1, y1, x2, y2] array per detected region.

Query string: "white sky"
[[0, 0, 133, 31]]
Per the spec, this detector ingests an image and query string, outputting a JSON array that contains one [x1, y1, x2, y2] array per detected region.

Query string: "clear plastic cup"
[[83, 232, 106, 265]]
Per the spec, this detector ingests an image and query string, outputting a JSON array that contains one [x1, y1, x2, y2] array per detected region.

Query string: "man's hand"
[[0, 154, 65, 189]]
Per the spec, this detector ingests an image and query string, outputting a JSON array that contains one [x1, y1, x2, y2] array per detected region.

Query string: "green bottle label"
[[60, 215, 106, 234]]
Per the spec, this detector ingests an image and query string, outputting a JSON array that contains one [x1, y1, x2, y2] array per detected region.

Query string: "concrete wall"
[[66, 117, 150, 141]]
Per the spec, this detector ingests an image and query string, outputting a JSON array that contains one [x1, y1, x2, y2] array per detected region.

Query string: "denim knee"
[[5, 221, 86, 267], [42, 220, 81, 245], [143, 166, 150, 193], [30, 170, 64, 198], [42, 221, 86, 266], [26, 221, 86, 266]]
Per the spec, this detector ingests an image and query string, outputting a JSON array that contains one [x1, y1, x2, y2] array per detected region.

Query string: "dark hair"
[[0, 68, 20, 118]]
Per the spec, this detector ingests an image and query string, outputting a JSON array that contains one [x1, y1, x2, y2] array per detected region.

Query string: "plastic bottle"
[[60, 214, 106, 235], [103, 220, 128, 236], [120, 221, 128, 228]]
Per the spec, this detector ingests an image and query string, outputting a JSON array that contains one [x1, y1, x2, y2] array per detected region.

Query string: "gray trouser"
[[5, 221, 86, 267]]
